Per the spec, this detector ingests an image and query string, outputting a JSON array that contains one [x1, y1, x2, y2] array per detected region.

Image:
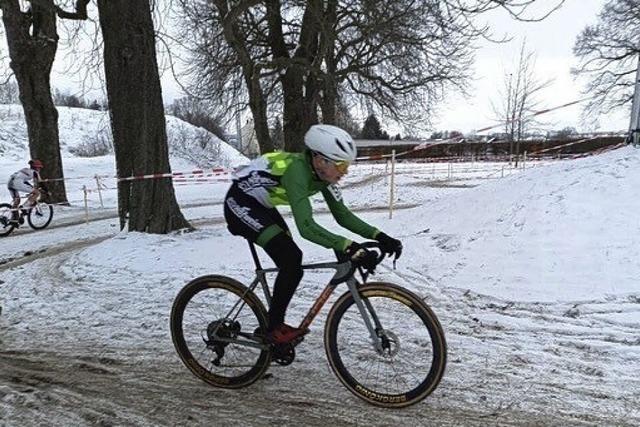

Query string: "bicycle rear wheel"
[[0, 203, 17, 237], [324, 282, 446, 408], [170, 275, 271, 388], [27, 202, 53, 230]]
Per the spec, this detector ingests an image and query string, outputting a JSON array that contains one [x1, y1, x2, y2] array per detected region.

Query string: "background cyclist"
[[223, 124, 403, 344], [7, 159, 44, 224]]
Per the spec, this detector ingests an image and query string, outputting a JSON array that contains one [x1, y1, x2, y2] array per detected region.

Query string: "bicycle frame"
[[213, 241, 386, 352]]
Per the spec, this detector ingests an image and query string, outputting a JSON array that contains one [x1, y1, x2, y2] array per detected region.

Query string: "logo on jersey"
[[326, 184, 343, 202], [237, 171, 279, 193], [226, 197, 263, 231]]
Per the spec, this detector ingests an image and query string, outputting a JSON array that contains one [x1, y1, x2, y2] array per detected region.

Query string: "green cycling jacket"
[[233, 150, 379, 251]]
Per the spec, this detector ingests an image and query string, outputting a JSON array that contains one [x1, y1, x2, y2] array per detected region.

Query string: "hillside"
[[0, 104, 247, 169], [393, 145, 639, 302]]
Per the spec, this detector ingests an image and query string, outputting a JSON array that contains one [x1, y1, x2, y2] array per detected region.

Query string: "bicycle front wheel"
[[325, 283, 447, 408], [0, 203, 17, 237], [170, 275, 271, 388], [27, 202, 53, 230]]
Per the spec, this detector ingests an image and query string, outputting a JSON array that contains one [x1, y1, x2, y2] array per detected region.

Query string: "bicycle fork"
[[345, 279, 386, 354]]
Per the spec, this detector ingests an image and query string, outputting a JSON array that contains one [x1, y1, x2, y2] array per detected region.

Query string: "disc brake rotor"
[[376, 329, 400, 358]]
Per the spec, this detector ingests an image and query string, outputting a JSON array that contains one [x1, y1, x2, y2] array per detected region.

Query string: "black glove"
[[375, 232, 403, 259], [344, 242, 378, 270]]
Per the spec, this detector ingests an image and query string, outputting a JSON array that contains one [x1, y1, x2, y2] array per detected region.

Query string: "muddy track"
[[0, 348, 602, 427], [2, 204, 638, 426], [5, 200, 226, 237]]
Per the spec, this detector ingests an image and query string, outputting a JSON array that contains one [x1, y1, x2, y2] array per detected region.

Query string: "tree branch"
[[56, 0, 90, 20]]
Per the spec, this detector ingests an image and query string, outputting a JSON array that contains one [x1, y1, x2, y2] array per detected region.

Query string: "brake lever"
[[357, 265, 376, 283], [392, 251, 401, 269]]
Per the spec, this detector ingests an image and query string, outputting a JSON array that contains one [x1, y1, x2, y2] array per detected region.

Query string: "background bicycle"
[[170, 241, 447, 408], [0, 189, 54, 237]]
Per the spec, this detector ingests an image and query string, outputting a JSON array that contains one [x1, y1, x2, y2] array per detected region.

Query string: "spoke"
[[178, 285, 265, 382], [332, 293, 438, 397]]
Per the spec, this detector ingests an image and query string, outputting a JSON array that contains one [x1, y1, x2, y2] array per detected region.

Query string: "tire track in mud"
[[0, 203, 417, 273], [0, 349, 591, 427], [4, 200, 226, 237], [0, 235, 114, 272]]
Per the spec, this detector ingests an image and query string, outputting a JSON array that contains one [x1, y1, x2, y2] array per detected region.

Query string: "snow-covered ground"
[[1, 107, 639, 426]]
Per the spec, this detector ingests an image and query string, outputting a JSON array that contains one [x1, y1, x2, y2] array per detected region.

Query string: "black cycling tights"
[[263, 232, 304, 330]]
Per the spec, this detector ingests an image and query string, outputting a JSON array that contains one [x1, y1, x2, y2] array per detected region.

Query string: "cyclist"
[[223, 124, 403, 344], [7, 159, 44, 224]]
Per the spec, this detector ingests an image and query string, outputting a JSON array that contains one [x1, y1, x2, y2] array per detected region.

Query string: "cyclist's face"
[[312, 154, 349, 184]]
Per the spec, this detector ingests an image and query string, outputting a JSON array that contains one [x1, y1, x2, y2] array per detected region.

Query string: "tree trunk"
[[264, 0, 306, 153], [97, 0, 190, 233], [1, 0, 68, 204], [319, 0, 337, 124], [282, 0, 321, 152], [320, 76, 337, 124], [282, 67, 307, 152], [244, 65, 275, 154], [215, 0, 274, 155]]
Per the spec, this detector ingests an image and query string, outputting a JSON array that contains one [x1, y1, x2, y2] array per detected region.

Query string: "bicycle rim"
[[27, 203, 53, 230], [0, 203, 16, 237], [325, 283, 447, 408], [170, 275, 271, 388]]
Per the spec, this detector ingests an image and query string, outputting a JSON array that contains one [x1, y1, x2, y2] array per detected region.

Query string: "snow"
[[1, 106, 639, 425]]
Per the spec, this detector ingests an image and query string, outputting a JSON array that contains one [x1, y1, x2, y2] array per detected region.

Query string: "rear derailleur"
[[204, 319, 241, 367]]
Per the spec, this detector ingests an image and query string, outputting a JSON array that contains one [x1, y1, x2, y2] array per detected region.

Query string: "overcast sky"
[[155, 0, 633, 135], [431, 0, 630, 134]]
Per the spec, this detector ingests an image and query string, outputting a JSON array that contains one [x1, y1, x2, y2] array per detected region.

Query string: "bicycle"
[[170, 241, 447, 408], [0, 189, 54, 237]]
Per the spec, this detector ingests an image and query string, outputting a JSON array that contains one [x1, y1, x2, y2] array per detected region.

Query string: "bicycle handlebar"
[[351, 241, 389, 280], [360, 241, 386, 265]]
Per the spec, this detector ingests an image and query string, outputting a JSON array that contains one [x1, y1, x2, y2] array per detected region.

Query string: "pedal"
[[272, 343, 295, 366]]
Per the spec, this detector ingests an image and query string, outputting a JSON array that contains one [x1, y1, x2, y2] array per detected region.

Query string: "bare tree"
[[0, 0, 88, 204], [0, 76, 18, 103], [573, 0, 640, 116], [97, 0, 190, 233], [492, 42, 552, 165], [167, 96, 227, 142], [175, 0, 564, 153]]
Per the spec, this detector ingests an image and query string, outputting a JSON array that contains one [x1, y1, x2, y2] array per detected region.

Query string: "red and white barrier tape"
[[117, 168, 230, 182], [40, 167, 231, 184], [356, 139, 458, 161], [474, 98, 592, 133], [528, 137, 599, 155], [356, 97, 596, 161]]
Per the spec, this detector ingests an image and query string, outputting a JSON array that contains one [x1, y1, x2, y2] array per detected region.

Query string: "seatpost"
[[247, 241, 263, 270]]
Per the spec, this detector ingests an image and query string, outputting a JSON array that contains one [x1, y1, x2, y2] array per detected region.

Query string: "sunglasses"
[[319, 155, 350, 174]]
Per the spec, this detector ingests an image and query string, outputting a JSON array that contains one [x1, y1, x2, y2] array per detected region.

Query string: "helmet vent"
[[335, 138, 347, 153]]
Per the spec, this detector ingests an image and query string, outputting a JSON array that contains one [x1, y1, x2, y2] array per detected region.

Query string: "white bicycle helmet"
[[304, 124, 357, 162]]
